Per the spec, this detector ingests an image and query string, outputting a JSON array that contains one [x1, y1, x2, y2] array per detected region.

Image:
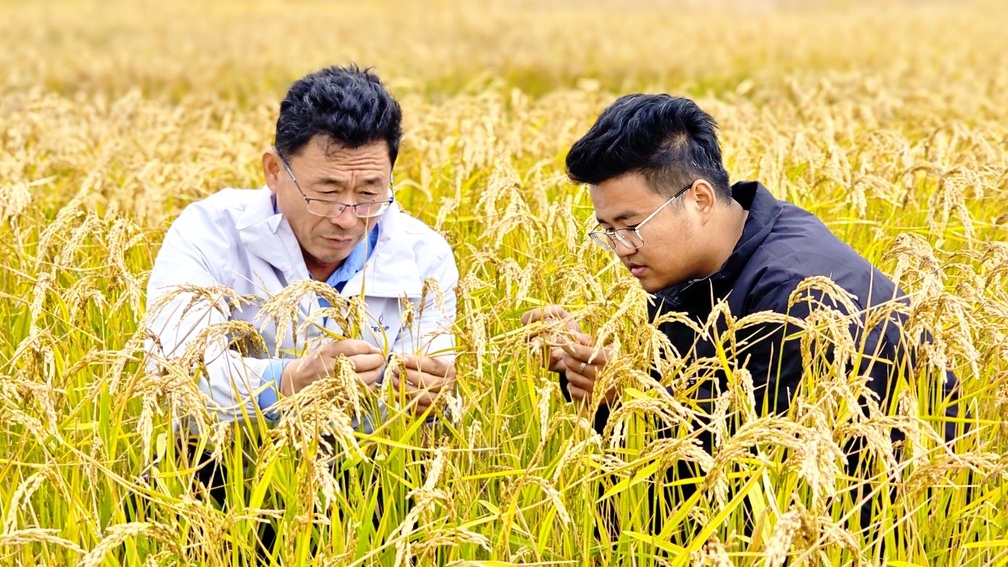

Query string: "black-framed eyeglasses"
[[279, 153, 393, 219], [588, 181, 694, 252]]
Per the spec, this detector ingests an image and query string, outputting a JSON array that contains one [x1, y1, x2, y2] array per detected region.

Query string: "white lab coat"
[[145, 187, 458, 422]]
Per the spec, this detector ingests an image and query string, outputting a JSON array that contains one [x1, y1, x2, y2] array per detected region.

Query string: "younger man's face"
[[589, 172, 706, 293]]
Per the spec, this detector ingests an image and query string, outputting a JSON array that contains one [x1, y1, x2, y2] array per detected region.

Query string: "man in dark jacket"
[[521, 93, 960, 532]]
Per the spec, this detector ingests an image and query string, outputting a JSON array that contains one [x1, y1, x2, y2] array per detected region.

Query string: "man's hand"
[[520, 305, 616, 405], [556, 333, 616, 405], [281, 339, 384, 396], [388, 354, 456, 414], [520, 305, 582, 373]]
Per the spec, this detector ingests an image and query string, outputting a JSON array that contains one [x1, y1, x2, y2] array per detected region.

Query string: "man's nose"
[[327, 205, 359, 227], [613, 238, 637, 258]]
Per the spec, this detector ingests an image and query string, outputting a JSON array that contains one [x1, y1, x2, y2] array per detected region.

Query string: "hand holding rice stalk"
[[278, 334, 385, 397], [286, 301, 456, 415], [385, 351, 457, 416], [275, 305, 386, 393], [521, 303, 617, 404]]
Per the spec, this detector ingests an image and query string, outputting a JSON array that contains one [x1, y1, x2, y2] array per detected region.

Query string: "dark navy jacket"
[[653, 181, 909, 417], [568, 180, 959, 438]]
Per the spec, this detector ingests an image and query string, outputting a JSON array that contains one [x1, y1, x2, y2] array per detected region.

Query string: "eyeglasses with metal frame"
[[279, 153, 394, 218], [587, 181, 694, 252]]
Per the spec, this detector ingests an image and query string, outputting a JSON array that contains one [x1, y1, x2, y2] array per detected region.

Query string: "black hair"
[[274, 64, 402, 165], [565, 94, 731, 200]]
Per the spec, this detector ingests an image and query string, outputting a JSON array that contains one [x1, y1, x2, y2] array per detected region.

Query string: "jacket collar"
[[653, 181, 782, 307], [716, 181, 782, 283], [236, 187, 309, 285], [344, 204, 426, 298]]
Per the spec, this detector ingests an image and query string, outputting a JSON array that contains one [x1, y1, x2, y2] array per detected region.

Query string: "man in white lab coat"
[[146, 64, 458, 426]]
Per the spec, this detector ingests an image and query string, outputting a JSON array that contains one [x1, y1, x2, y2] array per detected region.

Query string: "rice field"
[[1, 0, 1007, 565]]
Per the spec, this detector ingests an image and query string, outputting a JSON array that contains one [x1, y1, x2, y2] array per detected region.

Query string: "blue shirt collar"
[[326, 225, 380, 292]]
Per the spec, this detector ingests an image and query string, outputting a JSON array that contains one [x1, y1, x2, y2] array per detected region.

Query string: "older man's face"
[[266, 135, 392, 281]]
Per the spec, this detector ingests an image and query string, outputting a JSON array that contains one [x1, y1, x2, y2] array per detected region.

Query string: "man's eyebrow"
[[313, 175, 386, 188], [310, 175, 347, 188], [596, 210, 640, 225]]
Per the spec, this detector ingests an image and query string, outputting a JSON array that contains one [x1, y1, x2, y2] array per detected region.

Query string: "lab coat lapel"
[[343, 205, 425, 299], [236, 187, 310, 286]]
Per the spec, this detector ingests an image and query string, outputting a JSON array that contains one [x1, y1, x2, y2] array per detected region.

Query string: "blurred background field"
[[1, 0, 1007, 565]]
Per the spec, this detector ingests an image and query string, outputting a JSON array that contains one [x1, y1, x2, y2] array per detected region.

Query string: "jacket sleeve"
[[145, 205, 279, 423], [737, 275, 905, 417]]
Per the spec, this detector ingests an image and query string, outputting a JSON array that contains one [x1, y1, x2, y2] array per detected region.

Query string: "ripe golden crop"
[[1, 0, 1006, 565]]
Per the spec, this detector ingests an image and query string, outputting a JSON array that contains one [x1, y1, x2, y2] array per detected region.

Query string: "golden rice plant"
[[2, 0, 1007, 565]]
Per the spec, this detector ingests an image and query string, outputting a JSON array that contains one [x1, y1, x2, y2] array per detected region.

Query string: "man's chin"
[[636, 276, 672, 294], [307, 244, 355, 268]]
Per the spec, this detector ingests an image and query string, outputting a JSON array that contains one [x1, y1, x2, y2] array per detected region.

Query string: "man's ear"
[[262, 148, 282, 192], [691, 179, 719, 222]]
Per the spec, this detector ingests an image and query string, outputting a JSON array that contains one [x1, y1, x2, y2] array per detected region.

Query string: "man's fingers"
[[347, 352, 385, 372], [385, 355, 455, 418], [565, 368, 595, 390], [560, 341, 593, 362], [357, 368, 382, 387], [412, 394, 437, 414], [562, 355, 616, 405], [389, 373, 441, 395], [547, 346, 566, 373], [566, 384, 590, 402], [399, 354, 453, 377], [520, 308, 543, 326], [392, 367, 450, 391], [561, 338, 611, 364], [521, 305, 578, 329], [322, 338, 382, 357], [521, 305, 568, 324], [389, 373, 446, 415]]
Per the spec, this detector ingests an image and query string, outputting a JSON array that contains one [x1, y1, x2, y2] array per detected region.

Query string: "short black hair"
[[565, 94, 731, 200], [274, 64, 402, 165]]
